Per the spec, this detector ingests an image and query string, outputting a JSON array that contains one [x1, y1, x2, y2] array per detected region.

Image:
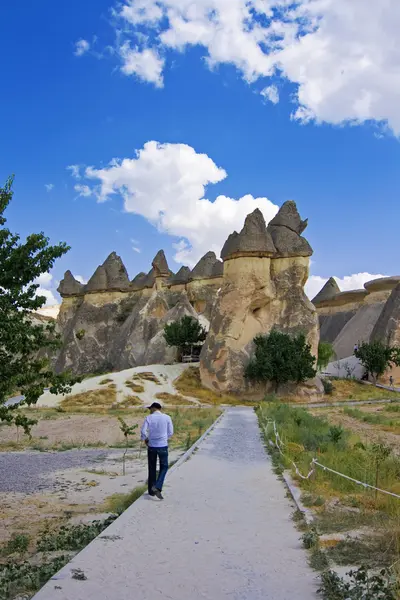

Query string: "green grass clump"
[[36, 517, 116, 552], [105, 485, 147, 515], [257, 403, 400, 514], [0, 556, 69, 600], [343, 407, 399, 428]]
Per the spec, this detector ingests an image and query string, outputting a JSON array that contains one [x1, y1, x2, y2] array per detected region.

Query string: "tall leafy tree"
[[164, 315, 207, 359], [245, 330, 317, 392], [317, 341, 336, 370], [354, 340, 400, 384], [0, 176, 76, 431]]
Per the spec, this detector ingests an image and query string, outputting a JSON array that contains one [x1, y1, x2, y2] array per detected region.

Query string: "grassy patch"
[[343, 407, 400, 429], [0, 555, 70, 600], [174, 367, 248, 405], [36, 517, 116, 552], [155, 392, 193, 405], [132, 372, 161, 384], [100, 378, 114, 385], [168, 407, 220, 448], [329, 379, 400, 402], [114, 395, 142, 409], [125, 380, 145, 393], [61, 386, 117, 409], [105, 485, 147, 515], [0, 534, 30, 557]]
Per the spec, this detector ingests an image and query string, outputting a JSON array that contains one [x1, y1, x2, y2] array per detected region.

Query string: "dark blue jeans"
[[147, 446, 169, 493]]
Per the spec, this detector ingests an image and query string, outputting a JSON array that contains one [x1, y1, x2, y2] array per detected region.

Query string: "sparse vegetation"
[[245, 330, 316, 392], [100, 378, 113, 385], [324, 378, 400, 402], [322, 379, 334, 395], [37, 517, 116, 552], [174, 367, 247, 405], [75, 329, 86, 340], [125, 379, 145, 393], [115, 394, 142, 409], [61, 386, 117, 409], [155, 392, 193, 405], [132, 371, 161, 384], [118, 417, 138, 475], [0, 555, 69, 600], [105, 485, 147, 515]]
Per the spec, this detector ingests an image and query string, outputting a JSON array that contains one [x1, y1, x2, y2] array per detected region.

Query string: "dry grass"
[[125, 380, 145, 393], [61, 386, 117, 409], [100, 378, 113, 385], [328, 379, 400, 402], [174, 367, 252, 405], [132, 372, 161, 384], [155, 392, 195, 406], [115, 395, 143, 409]]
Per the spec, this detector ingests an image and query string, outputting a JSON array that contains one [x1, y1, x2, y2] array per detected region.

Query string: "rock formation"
[[315, 276, 400, 361], [54, 248, 223, 375], [200, 202, 321, 398], [311, 277, 340, 305]]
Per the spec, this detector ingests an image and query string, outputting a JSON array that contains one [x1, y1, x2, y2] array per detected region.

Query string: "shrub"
[[322, 379, 334, 395], [317, 341, 336, 370], [75, 329, 85, 340], [245, 330, 316, 392]]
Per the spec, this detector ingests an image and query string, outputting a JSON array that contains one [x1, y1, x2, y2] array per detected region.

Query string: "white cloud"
[[36, 287, 57, 306], [132, 247, 141, 254], [74, 275, 87, 285], [306, 272, 389, 301], [67, 164, 81, 179], [76, 141, 279, 266], [34, 272, 53, 288], [74, 39, 90, 57], [261, 85, 279, 105], [119, 43, 164, 87], [44, 183, 54, 192], [74, 184, 92, 197], [113, 0, 400, 134]]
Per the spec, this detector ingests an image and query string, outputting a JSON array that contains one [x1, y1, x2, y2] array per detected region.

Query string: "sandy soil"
[[0, 414, 145, 448], [36, 363, 198, 408]]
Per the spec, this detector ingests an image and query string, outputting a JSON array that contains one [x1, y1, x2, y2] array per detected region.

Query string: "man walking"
[[141, 402, 174, 500]]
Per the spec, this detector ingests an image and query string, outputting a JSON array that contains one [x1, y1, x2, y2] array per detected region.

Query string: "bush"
[[322, 379, 334, 395], [318, 341, 336, 370], [245, 330, 316, 392], [75, 329, 85, 340]]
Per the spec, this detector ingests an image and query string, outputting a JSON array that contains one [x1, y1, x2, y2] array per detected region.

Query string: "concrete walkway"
[[33, 408, 317, 600]]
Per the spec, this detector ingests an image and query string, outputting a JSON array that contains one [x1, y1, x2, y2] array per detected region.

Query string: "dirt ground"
[[0, 413, 144, 449], [311, 406, 400, 453]]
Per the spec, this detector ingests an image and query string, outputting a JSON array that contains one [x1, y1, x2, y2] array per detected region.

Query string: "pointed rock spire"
[[268, 200, 307, 234], [312, 277, 340, 305], [191, 252, 222, 279], [267, 201, 313, 257], [221, 208, 276, 260], [131, 272, 147, 290], [152, 250, 170, 277], [57, 270, 84, 297], [171, 266, 192, 285], [86, 252, 129, 292]]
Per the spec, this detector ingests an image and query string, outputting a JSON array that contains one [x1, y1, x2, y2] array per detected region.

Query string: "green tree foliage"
[[317, 341, 336, 370], [245, 330, 317, 392], [354, 340, 400, 384], [163, 316, 207, 358], [0, 176, 77, 431]]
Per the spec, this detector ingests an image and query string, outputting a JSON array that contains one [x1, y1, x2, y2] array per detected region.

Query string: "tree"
[[354, 340, 400, 384], [317, 341, 336, 371], [118, 418, 138, 475], [163, 315, 207, 360], [245, 330, 317, 392], [0, 176, 76, 432]]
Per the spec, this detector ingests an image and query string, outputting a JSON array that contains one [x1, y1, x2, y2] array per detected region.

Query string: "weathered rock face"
[[200, 203, 321, 398], [311, 277, 340, 305], [315, 276, 400, 361], [57, 271, 84, 297], [55, 249, 222, 375]]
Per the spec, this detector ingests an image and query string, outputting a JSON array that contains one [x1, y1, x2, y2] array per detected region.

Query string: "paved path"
[[33, 408, 317, 600]]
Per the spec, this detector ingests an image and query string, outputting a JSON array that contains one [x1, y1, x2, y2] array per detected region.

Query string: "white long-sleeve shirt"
[[141, 412, 174, 448]]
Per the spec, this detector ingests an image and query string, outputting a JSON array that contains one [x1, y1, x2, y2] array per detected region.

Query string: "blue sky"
[[1, 0, 399, 304]]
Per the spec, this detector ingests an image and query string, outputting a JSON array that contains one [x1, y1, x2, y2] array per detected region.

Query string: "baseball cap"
[[147, 402, 162, 410]]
